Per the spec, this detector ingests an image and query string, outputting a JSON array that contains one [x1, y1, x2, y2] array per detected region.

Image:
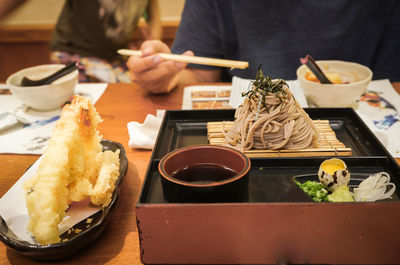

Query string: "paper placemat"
[[355, 79, 400, 158], [0, 83, 107, 154]]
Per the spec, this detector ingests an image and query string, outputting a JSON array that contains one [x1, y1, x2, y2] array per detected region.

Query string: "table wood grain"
[[0, 82, 185, 265], [0, 82, 399, 264]]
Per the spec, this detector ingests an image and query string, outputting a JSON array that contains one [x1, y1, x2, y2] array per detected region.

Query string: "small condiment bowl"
[[6, 64, 78, 111], [296, 60, 372, 107], [158, 145, 251, 203]]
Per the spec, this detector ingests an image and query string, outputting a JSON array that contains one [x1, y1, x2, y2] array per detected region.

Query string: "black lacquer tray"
[[141, 157, 400, 204], [151, 108, 389, 160], [136, 109, 400, 264], [0, 140, 128, 260], [141, 108, 399, 204]]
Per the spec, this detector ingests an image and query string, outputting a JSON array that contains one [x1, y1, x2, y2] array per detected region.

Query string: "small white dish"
[[6, 64, 78, 111]]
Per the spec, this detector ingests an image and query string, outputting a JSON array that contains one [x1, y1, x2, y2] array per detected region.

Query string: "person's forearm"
[[147, 0, 162, 40]]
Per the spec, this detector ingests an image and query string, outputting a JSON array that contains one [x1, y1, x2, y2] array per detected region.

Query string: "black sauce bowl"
[[158, 145, 251, 203]]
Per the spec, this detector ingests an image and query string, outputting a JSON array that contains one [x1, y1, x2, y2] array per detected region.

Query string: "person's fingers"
[[127, 47, 194, 73], [131, 60, 184, 94], [150, 75, 176, 94], [131, 72, 172, 94], [141, 40, 170, 55], [182, 50, 194, 57], [130, 49, 192, 78], [172, 50, 194, 69], [127, 40, 174, 73], [128, 49, 194, 93], [127, 54, 163, 73], [132, 61, 181, 83]]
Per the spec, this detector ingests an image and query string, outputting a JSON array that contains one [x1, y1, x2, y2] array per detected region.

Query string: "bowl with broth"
[[158, 145, 251, 203], [296, 60, 372, 107]]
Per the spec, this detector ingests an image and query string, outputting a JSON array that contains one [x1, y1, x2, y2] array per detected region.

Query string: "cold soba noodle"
[[225, 68, 319, 151]]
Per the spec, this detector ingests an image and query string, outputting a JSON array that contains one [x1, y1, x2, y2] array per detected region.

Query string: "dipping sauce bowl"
[[158, 145, 251, 203]]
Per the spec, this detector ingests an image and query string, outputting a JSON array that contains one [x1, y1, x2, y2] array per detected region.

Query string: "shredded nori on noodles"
[[242, 65, 288, 113]]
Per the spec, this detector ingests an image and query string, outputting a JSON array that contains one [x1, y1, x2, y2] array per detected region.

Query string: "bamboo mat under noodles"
[[207, 120, 351, 158]]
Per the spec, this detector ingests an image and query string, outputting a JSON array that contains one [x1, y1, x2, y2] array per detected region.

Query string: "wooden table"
[[0, 82, 399, 264]]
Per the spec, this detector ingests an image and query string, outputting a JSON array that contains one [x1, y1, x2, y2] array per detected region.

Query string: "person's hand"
[[127, 40, 193, 94]]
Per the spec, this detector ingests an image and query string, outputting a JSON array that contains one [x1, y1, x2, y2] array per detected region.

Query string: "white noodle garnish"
[[353, 172, 396, 202]]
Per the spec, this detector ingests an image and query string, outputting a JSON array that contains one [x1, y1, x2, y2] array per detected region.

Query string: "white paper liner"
[[0, 156, 101, 244]]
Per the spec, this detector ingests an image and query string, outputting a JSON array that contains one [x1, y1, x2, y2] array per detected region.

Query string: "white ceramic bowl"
[[296, 60, 372, 107], [6, 64, 78, 111]]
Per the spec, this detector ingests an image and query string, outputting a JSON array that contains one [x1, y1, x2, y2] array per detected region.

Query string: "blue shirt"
[[172, 0, 400, 81]]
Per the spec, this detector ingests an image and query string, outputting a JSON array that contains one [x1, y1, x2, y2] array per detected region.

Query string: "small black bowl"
[[158, 145, 251, 203], [0, 139, 128, 260]]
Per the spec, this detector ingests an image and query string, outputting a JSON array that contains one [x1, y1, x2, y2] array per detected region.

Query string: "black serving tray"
[[140, 156, 400, 204], [136, 109, 400, 264], [152, 108, 389, 160], [139, 108, 400, 204], [0, 140, 128, 260]]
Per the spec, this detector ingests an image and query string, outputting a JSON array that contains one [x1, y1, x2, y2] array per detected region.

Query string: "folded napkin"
[[127, 110, 165, 149]]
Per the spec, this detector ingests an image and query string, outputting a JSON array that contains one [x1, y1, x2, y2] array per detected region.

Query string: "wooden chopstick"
[[117, 49, 249, 69]]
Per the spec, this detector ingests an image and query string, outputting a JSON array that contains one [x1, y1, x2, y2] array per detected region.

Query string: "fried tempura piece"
[[24, 96, 120, 245], [90, 150, 120, 207], [67, 97, 102, 202]]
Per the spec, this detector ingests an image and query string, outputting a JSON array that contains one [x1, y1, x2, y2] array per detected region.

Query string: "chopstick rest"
[[118, 49, 249, 69]]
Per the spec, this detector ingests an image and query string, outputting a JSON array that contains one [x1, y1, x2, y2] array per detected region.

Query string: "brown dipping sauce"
[[171, 163, 237, 184]]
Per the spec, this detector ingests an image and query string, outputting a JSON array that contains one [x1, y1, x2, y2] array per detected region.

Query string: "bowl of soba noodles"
[[158, 145, 251, 203]]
